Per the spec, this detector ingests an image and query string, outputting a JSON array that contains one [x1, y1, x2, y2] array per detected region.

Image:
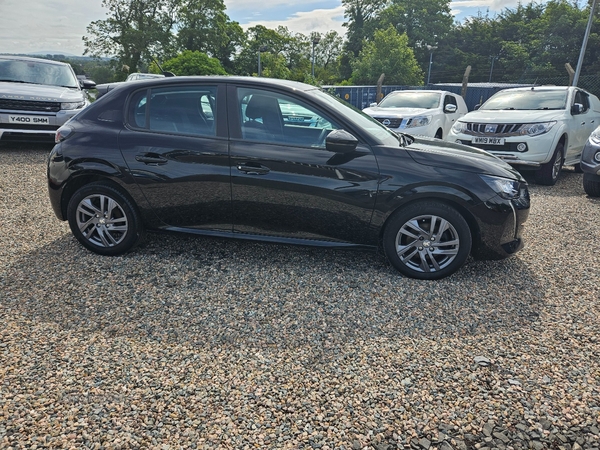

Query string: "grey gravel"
[[1, 145, 600, 449]]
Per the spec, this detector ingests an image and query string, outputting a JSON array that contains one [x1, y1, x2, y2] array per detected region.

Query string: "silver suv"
[[581, 125, 600, 196], [0, 55, 95, 143]]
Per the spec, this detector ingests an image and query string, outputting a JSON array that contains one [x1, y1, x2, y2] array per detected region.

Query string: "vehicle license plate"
[[8, 115, 50, 125], [472, 136, 504, 145]]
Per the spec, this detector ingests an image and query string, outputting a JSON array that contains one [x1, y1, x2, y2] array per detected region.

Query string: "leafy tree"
[[351, 26, 423, 85], [340, 0, 385, 79], [379, 0, 453, 70], [83, 0, 179, 79], [175, 0, 244, 72], [162, 50, 227, 75]]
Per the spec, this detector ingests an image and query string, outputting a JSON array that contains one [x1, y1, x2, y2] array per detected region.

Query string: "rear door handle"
[[236, 163, 270, 175], [135, 153, 168, 165]]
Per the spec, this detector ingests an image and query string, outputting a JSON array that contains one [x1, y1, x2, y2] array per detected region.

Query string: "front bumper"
[[469, 183, 530, 260], [448, 132, 556, 168]]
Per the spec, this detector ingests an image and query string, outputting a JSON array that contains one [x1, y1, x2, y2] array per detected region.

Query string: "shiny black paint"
[[48, 76, 529, 260]]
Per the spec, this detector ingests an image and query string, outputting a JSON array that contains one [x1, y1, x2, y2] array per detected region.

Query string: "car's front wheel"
[[67, 183, 144, 255], [583, 173, 600, 197], [535, 142, 563, 185], [383, 202, 472, 280]]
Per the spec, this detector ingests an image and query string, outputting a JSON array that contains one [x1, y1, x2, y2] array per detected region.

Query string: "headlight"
[[405, 115, 432, 128], [480, 174, 520, 200], [452, 121, 467, 134], [517, 121, 556, 137], [589, 128, 600, 145], [61, 100, 86, 110]]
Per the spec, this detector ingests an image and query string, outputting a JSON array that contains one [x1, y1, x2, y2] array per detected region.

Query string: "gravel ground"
[[1, 145, 599, 450]]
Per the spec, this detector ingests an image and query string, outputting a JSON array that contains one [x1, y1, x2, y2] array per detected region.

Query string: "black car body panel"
[[48, 76, 530, 278]]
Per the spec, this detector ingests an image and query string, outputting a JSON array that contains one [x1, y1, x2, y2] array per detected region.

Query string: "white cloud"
[[241, 6, 346, 36], [0, 0, 105, 55]]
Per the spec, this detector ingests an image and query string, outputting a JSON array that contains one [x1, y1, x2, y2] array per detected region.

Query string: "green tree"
[[83, 0, 179, 79], [175, 0, 244, 72], [379, 0, 453, 72], [162, 50, 227, 75], [351, 26, 423, 85], [340, 0, 385, 79]]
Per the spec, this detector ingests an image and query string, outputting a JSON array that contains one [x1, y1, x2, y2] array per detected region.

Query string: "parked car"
[[125, 72, 165, 82], [48, 77, 530, 280], [581, 124, 600, 197], [95, 73, 166, 99], [0, 54, 95, 143], [447, 86, 600, 185], [362, 90, 468, 139]]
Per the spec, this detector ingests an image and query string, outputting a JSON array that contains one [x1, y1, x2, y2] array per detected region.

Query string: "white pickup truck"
[[447, 86, 600, 185]]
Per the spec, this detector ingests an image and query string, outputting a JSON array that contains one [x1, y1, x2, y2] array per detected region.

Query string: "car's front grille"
[[0, 99, 61, 112], [464, 122, 522, 136], [374, 117, 402, 128]]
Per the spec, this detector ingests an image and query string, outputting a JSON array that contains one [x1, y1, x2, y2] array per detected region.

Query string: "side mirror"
[[80, 79, 97, 90], [369, 102, 377, 107], [326, 129, 358, 154], [571, 103, 584, 115], [474, 104, 481, 110], [444, 104, 457, 113]]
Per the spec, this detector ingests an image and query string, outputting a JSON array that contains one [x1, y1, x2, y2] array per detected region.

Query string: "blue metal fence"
[[323, 83, 531, 111]]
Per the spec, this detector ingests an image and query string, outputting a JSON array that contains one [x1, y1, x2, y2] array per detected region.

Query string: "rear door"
[[119, 82, 231, 230], [227, 84, 380, 245]]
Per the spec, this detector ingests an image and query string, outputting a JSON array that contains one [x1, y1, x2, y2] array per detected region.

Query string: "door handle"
[[135, 153, 168, 165], [236, 163, 270, 175]]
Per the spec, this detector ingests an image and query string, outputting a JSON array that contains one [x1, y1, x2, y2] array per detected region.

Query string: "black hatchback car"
[[48, 76, 530, 280]]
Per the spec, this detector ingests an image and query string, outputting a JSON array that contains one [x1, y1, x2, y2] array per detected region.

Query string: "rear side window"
[[127, 85, 217, 136]]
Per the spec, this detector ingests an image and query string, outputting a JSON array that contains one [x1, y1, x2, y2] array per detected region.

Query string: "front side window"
[[574, 90, 590, 112], [128, 85, 217, 136], [238, 88, 339, 148]]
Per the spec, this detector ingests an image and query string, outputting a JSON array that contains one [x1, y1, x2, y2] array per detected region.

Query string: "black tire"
[[67, 183, 144, 255], [383, 201, 472, 280], [535, 142, 564, 185], [583, 173, 600, 197]]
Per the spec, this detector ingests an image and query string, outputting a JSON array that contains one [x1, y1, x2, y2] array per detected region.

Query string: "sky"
[[0, 0, 548, 56]]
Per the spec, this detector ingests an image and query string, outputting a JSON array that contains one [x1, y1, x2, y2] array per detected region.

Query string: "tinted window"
[[574, 90, 590, 112], [238, 88, 339, 148], [128, 85, 217, 136]]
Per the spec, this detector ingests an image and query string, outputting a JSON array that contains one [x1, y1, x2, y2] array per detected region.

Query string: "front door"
[[228, 85, 380, 245]]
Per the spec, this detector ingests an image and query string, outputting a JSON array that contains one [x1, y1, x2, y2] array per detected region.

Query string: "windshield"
[[481, 89, 568, 110], [0, 58, 79, 88], [309, 88, 400, 146], [378, 91, 441, 109]]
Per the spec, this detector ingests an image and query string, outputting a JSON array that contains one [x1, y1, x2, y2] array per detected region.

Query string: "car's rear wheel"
[[583, 173, 600, 197], [535, 142, 563, 185], [383, 202, 472, 280], [67, 183, 144, 255]]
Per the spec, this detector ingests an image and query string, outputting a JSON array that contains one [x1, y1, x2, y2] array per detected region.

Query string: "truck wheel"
[[535, 142, 563, 186]]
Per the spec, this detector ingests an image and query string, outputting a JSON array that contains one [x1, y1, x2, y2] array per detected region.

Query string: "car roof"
[[0, 54, 69, 66], [387, 90, 455, 95], [105, 75, 321, 96]]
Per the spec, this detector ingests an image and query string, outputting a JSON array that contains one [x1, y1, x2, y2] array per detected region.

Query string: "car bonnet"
[[0, 82, 83, 102], [405, 135, 526, 181]]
